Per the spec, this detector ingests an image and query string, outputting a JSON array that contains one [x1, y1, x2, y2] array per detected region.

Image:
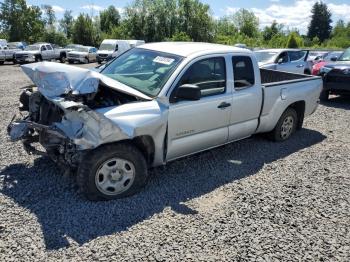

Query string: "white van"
[[97, 39, 130, 64], [97, 39, 145, 64]]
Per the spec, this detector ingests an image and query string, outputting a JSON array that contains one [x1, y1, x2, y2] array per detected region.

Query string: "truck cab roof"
[[138, 42, 252, 57]]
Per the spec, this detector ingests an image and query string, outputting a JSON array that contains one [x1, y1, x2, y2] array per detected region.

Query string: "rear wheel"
[[320, 89, 329, 101], [77, 143, 148, 201], [268, 108, 298, 142]]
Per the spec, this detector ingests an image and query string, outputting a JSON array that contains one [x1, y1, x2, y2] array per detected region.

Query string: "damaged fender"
[[10, 62, 170, 167]]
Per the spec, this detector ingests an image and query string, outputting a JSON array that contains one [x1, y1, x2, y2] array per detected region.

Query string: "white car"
[[67, 46, 98, 64], [255, 49, 312, 74]]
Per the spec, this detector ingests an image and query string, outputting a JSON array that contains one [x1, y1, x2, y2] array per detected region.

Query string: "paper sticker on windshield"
[[153, 56, 175, 65]]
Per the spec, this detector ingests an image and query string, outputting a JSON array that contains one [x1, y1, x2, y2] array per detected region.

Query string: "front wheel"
[[60, 55, 66, 63], [268, 108, 298, 142], [319, 89, 329, 101], [77, 143, 148, 201]]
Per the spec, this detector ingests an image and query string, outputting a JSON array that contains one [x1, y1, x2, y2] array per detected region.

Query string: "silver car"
[[255, 49, 312, 74], [67, 46, 98, 64]]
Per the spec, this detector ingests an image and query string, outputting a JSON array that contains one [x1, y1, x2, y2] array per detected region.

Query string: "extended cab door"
[[229, 55, 262, 141], [45, 45, 55, 59], [40, 45, 48, 59], [166, 56, 232, 161], [288, 50, 308, 74]]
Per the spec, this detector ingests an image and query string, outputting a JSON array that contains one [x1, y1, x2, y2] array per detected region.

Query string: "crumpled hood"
[[21, 62, 152, 100]]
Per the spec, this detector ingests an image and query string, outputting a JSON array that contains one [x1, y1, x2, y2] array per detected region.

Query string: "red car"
[[312, 51, 343, 75]]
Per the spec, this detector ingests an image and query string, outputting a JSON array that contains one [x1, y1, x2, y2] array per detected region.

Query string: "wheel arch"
[[97, 135, 156, 167], [288, 100, 305, 130]]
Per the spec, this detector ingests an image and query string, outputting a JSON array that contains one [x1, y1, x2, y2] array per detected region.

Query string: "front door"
[[166, 56, 232, 161]]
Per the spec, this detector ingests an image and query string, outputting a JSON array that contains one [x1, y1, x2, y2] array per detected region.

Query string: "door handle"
[[296, 64, 304, 68], [217, 102, 231, 109]]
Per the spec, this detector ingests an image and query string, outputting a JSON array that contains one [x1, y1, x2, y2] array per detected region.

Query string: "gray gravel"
[[0, 62, 350, 261]]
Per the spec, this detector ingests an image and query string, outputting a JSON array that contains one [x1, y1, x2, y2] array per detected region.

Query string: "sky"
[[26, 0, 350, 34]]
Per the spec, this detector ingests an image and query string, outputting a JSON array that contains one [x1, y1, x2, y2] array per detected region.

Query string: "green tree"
[[59, 10, 74, 38], [169, 31, 191, 41], [178, 0, 214, 42], [0, 0, 44, 42], [232, 9, 259, 38], [42, 4, 56, 30], [100, 6, 121, 33], [72, 14, 98, 46], [215, 16, 237, 36], [286, 32, 302, 48], [307, 1, 332, 42], [262, 20, 284, 42]]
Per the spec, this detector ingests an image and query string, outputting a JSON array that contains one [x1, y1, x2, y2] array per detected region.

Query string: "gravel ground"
[[0, 62, 349, 261]]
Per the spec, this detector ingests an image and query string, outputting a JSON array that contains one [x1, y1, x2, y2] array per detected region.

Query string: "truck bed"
[[260, 69, 316, 87]]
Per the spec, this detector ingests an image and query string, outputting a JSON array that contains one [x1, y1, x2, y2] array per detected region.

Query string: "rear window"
[[232, 56, 255, 89]]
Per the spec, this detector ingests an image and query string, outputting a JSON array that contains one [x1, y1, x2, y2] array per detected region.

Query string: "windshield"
[[338, 48, 350, 61], [25, 45, 40, 51], [76, 46, 89, 52], [99, 43, 116, 51], [101, 48, 183, 97], [324, 52, 343, 61], [254, 51, 278, 63]]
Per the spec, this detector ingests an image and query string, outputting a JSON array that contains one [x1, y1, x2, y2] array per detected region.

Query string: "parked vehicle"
[[8, 42, 322, 200], [14, 43, 69, 63], [97, 39, 145, 64], [254, 49, 312, 74], [68, 46, 98, 64], [0, 45, 21, 64], [127, 40, 145, 48], [319, 47, 350, 101], [0, 39, 7, 46], [312, 51, 344, 75], [65, 44, 83, 52], [8, 41, 28, 50]]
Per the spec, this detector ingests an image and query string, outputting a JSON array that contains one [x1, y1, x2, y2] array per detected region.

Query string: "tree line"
[[0, 0, 349, 49]]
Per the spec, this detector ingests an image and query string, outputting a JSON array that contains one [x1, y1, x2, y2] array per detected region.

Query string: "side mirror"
[[330, 56, 338, 62], [176, 84, 201, 101], [277, 58, 284, 64]]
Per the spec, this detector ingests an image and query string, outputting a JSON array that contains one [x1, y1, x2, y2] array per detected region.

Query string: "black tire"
[[97, 59, 102, 64], [319, 89, 329, 101], [77, 143, 148, 201], [0, 61, 4, 65], [304, 70, 311, 75], [35, 55, 42, 62], [68, 59, 74, 64], [60, 54, 66, 63], [268, 108, 298, 142]]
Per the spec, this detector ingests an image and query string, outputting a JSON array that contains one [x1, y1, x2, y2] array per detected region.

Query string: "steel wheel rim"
[[95, 158, 136, 196], [280, 115, 294, 139]]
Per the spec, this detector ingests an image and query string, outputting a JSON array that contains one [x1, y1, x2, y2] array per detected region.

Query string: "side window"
[[178, 57, 226, 97], [46, 45, 53, 50], [277, 52, 289, 63], [289, 51, 306, 61], [41, 46, 47, 51], [232, 56, 255, 89]]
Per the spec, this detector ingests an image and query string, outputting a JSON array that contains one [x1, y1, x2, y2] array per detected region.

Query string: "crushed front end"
[[7, 62, 156, 171]]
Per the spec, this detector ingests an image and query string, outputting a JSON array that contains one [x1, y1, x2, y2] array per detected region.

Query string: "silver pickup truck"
[[0, 45, 21, 64], [14, 43, 68, 63], [8, 42, 322, 200]]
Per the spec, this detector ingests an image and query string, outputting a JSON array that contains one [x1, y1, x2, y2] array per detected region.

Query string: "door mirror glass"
[[277, 58, 284, 64], [330, 56, 338, 61], [176, 84, 201, 101]]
